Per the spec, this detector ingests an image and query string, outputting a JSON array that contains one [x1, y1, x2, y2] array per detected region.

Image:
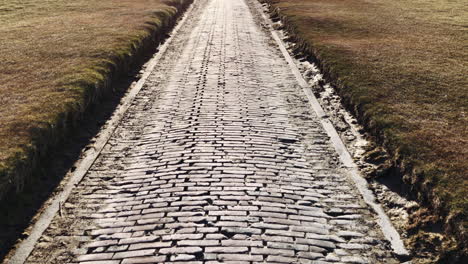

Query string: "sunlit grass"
[[0, 0, 186, 189]]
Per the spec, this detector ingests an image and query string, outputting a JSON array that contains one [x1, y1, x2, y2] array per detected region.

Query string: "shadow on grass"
[[0, 70, 141, 262]]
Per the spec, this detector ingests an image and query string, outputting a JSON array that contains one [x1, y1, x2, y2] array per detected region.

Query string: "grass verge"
[[0, 0, 192, 257], [260, 0, 467, 262], [0, 0, 192, 197]]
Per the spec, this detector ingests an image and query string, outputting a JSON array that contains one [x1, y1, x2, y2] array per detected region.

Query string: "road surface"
[[20, 0, 401, 263]]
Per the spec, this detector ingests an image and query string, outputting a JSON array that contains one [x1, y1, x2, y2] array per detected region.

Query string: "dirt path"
[[10, 0, 404, 263]]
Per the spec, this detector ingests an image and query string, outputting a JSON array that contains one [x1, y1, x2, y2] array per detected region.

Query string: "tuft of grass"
[[263, 0, 467, 261]]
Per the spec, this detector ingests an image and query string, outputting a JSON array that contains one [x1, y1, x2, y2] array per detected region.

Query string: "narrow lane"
[[24, 0, 398, 263]]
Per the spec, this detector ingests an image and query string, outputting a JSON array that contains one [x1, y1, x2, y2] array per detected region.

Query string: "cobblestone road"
[[24, 0, 399, 263]]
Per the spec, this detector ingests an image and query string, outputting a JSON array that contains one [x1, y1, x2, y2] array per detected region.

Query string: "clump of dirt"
[[405, 208, 461, 263]]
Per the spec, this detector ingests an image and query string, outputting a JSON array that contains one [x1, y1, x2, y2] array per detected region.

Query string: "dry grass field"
[[0, 0, 189, 193], [263, 0, 467, 261]]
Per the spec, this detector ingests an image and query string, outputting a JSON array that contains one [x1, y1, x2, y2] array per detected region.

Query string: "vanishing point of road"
[[13, 0, 405, 263]]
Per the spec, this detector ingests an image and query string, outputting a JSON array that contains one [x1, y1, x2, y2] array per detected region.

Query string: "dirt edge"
[[257, 0, 466, 262]]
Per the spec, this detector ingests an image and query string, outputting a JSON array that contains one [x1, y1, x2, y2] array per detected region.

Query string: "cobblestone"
[[24, 0, 399, 263]]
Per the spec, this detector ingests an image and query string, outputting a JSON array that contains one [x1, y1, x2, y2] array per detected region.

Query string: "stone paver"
[[25, 0, 399, 263]]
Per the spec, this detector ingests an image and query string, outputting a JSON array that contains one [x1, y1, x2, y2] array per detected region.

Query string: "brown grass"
[[263, 0, 467, 261], [0, 0, 189, 191]]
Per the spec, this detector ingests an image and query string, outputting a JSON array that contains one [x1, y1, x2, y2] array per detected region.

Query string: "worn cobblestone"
[[25, 0, 399, 263]]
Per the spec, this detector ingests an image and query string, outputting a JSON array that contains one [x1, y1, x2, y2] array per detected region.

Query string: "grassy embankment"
[[0, 0, 191, 197], [0, 0, 191, 257], [262, 0, 467, 262]]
